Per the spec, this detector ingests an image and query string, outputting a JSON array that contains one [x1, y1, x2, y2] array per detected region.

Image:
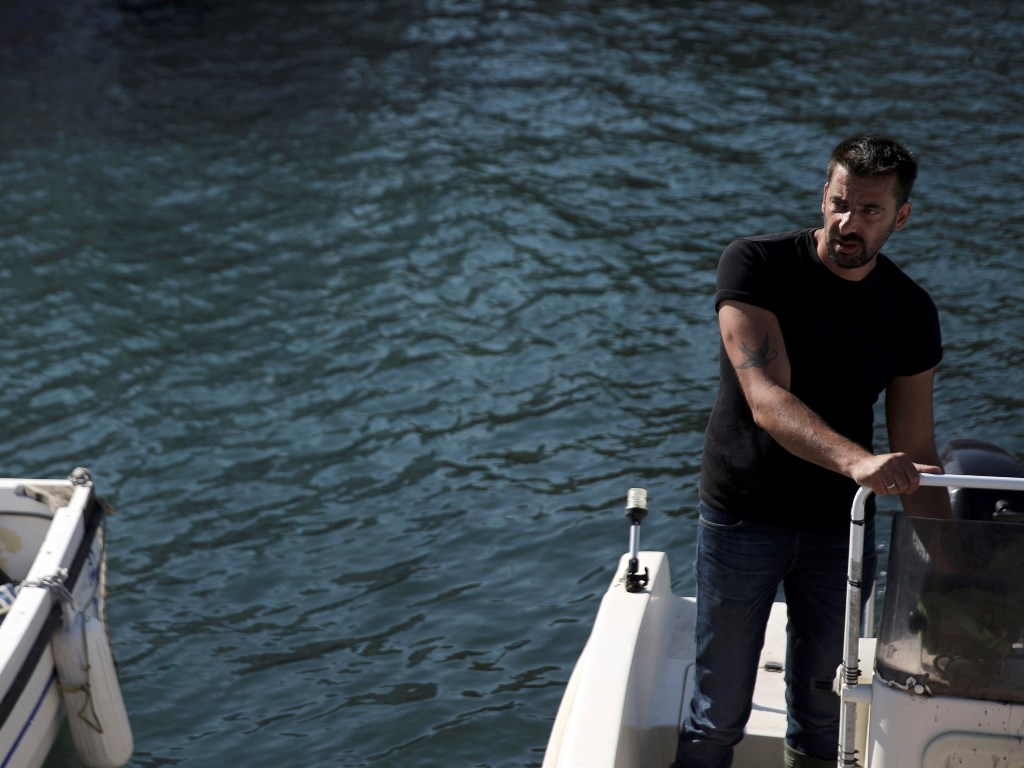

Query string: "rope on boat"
[[21, 568, 75, 608], [22, 568, 106, 734]]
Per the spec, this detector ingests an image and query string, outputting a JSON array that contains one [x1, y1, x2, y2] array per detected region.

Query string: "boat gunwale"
[[0, 483, 105, 734]]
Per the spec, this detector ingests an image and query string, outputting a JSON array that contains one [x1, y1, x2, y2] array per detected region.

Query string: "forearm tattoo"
[[737, 334, 778, 369]]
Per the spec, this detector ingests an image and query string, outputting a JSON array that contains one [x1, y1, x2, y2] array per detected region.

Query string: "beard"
[[825, 232, 873, 269], [823, 224, 894, 270]]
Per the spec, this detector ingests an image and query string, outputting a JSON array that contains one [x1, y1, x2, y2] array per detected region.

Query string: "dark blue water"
[[1, 1, 1022, 766]]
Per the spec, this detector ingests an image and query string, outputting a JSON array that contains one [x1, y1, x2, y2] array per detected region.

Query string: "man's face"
[[821, 166, 911, 271]]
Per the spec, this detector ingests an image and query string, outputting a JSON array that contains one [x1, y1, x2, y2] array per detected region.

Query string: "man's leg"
[[783, 744, 835, 768], [783, 520, 876, 762], [673, 504, 789, 768]]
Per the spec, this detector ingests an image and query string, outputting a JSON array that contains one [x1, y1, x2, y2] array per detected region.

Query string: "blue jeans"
[[673, 501, 876, 767]]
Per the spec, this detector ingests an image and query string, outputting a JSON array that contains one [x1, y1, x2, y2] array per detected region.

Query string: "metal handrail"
[[837, 472, 1024, 767]]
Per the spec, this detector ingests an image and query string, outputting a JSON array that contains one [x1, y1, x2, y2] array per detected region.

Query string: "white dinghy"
[[543, 440, 1024, 768], [0, 469, 132, 768]]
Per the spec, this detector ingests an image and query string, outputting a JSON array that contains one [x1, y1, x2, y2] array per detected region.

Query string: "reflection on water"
[[0, 1, 1021, 766]]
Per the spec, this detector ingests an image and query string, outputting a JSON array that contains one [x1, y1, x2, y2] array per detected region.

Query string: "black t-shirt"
[[699, 229, 943, 530]]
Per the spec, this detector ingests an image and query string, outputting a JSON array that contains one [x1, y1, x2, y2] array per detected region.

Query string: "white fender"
[[51, 609, 134, 768]]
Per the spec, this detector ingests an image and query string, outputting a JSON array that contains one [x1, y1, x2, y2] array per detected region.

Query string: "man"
[[672, 136, 951, 768]]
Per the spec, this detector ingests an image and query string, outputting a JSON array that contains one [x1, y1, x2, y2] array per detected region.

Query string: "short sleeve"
[[714, 237, 780, 314]]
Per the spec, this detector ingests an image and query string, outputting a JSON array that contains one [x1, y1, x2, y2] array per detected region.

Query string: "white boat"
[[0, 469, 132, 768], [543, 440, 1024, 768]]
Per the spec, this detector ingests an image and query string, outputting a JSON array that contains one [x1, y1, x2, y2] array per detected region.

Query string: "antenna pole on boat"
[[623, 487, 649, 593]]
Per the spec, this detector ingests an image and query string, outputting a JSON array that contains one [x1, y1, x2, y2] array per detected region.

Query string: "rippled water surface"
[[1, 1, 1022, 766]]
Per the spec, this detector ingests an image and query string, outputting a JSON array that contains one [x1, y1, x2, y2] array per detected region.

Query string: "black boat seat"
[[940, 439, 1024, 521]]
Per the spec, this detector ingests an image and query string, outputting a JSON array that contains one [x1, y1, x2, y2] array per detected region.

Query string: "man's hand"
[[848, 453, 943, 497]]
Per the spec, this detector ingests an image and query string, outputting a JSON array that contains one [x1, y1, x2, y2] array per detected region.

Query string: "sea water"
[[0, 2, 1021, 766]]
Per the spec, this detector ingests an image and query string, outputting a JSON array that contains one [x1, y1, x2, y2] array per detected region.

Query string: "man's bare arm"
[[719, 300, 939, 497]]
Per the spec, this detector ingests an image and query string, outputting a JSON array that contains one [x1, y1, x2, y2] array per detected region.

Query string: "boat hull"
[[0, 475, 110, 768], [543, 551, 793, 768], [547, 464, 1024, 768]]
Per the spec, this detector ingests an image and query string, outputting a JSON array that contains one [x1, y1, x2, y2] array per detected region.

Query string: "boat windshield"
[[875, 512, 1024, 703]]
